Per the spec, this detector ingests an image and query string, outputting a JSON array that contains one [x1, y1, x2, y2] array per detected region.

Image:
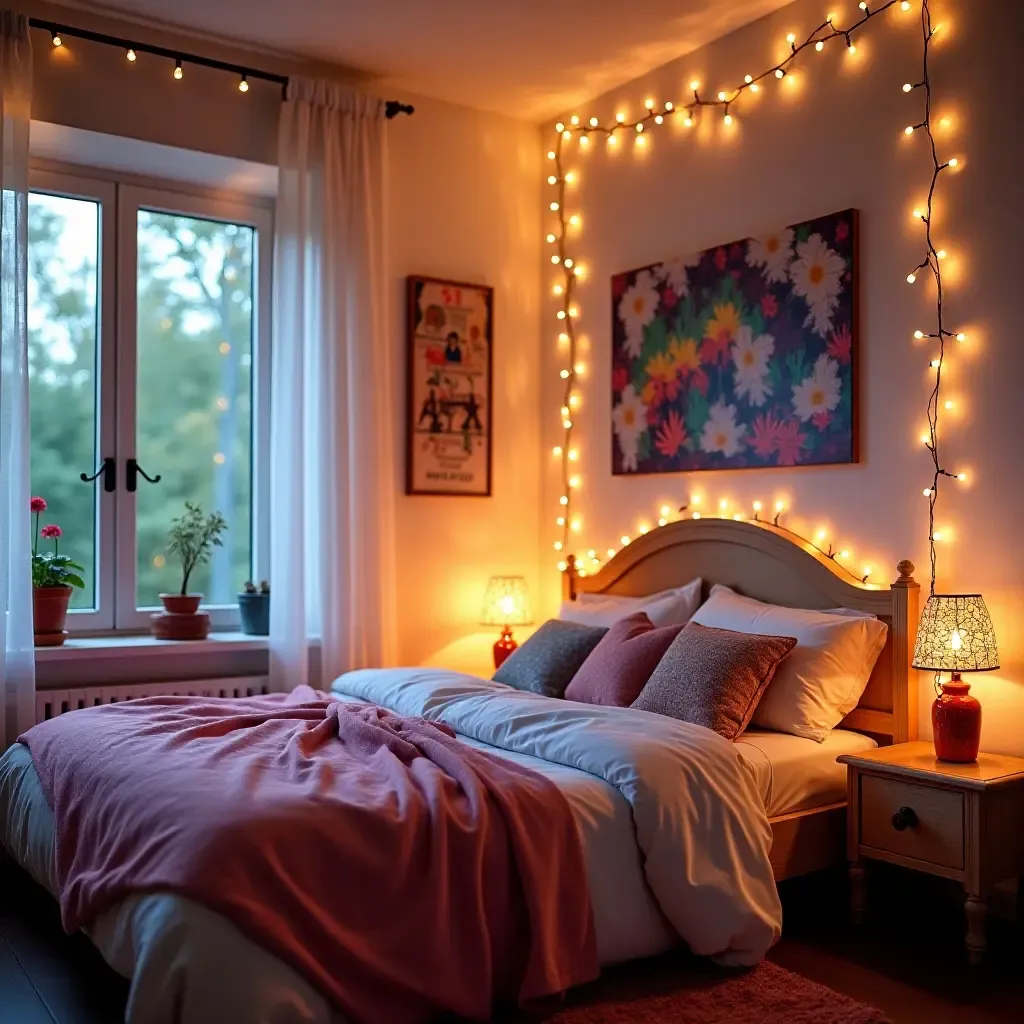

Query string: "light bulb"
[[550, 201, 559, 211], [568, 449, 579, 460], [815, 40, 824, 51], [930, 359, 940, 368], [862, 566, 872, 579], [644, 98, 654, 109], [563, 418, 572, 429], [547, 175, 557, 185], [621, 536, 630, 546], [948, 157, 959, 168], [558, 560, 567, 572], [607, 134, 617, 147], [901, 1, 911, 9], [547, 150, 556, 160], [957, 472, 967, 481], [639, 525, 649, 535], [607, 548, 617, 558], [936, 249, 948, 259], [636, 122, 644, 132], [569, 475, 581, 488], [173, 60, 183, 80], [724, 113, 733, 125], [568, 394, 580, 408], [921, 431, 932, 443], [551, 255, 560, 265], [752, 500, 763, 512], [903, 83, 913, 93], [559, 495, 569, 506], [775, 500, 785, 512], [51, 32, 62, 47], [588, 550, 597, 560], [787, 32, 797, 43], [684, 116, 693, 127], [568, 305, 578, 317], [691, 494, 703, 506], [840, 550, 850, 559], [589, 116, 599, 127], [775, 69, 785, 79], [912, 207, 924, 219], [560, 405, 570, 417], [564, 258, 574, 268], [546, 233, 556, 243], [745, 75, 753, 84], [750, 83, 760, 93], [579, 134, 589, 146], [553, 285, 564, 297], [665, 101, 674, 110], [914, 330, 925, 339], [950, 628, 962, 650], [933, 531, 943, 541], [659, 517, 667, 527], [569, 214, 581, 227], [558, 332, 569, 343], [562, 130, 571, 139], [574, 362, 585, 374], [552, 445, 562, 456], [717, 90, 727, 101], [692, 512, 702, 519], [907, 273, 917, 284], [570, 115, 580, 125], [923, 488, 932, 496], [555, 122, 565, 132], [655, 114, 664, 125], [956, 332, 967, 342], [127, 48, 137, 62], [238, 75, 249, 93], [556, 516, 565, 526], [859, 1, 868, 8], [848, 43, 857, 54], [719, 499, 728, 511], [556, 310, 566, 320], [689, 80, 700, 91], [615, 112, 625, 122], [944, 399, 954, 410], [905, 125, 915, 136], [554, 541, 563, 551]]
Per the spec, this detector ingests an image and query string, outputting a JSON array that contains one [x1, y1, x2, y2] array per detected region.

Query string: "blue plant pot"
[[238, 592, 269, 636]]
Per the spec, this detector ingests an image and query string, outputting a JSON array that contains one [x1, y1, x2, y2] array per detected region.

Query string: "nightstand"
[[839, 741, 1024, 964]]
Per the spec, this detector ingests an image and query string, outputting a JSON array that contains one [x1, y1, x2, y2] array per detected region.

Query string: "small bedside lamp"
[[913, 593, 1000, 763], [481, 575, 533, 670]]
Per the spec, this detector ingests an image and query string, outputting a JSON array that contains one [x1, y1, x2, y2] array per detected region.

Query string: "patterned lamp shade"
[[912, 594, 1000, 673], [480, 576, 533, 627]]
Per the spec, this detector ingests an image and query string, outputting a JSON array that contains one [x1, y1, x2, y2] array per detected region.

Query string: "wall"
[[24, 0, 544, 674], [543, 0, 1024, 752]]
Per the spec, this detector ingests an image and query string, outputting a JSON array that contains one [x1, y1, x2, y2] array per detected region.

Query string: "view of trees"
[[28, 192, 254, 614]]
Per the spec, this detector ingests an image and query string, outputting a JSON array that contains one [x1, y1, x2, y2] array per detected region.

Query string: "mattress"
[[735, 728, 878, 818]]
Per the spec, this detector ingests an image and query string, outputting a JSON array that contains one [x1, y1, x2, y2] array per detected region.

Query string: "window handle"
[[80, 457, 116, 493], [126, 459, 162, 493]]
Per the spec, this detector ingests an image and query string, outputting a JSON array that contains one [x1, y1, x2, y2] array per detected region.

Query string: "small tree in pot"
[[152, 502, 227, 640]]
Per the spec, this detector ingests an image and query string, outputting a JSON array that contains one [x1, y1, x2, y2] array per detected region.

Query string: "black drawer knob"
[[892, 806, 917, 832]]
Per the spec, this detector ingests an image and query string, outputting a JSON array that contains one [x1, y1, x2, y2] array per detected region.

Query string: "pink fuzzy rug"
[[513, 958, 890, 1024]]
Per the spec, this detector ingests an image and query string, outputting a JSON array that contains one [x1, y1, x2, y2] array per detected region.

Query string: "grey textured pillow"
[[493, 619, 607, 698], [632, 621, 797, 740]]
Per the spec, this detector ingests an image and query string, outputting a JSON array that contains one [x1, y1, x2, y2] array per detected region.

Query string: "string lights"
[[548, 0, 963, 595]]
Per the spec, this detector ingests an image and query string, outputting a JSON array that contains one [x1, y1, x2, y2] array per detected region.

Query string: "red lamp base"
[[493, 627, 518, 670], [932, 672, 982, 763]]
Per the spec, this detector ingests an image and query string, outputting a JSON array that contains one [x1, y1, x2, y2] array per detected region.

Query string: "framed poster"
[[611, 208, 858, 475], [406, 275, 493, 496]]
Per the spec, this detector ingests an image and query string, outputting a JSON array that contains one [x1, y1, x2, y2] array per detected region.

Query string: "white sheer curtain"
[[269, 78, 398, 691], [0, 11, 33, 747]]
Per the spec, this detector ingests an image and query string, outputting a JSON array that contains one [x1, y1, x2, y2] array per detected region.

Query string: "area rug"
[[515, 957, 890, 1024]]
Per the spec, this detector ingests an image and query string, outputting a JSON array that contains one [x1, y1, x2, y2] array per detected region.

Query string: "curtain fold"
[[269, 78, 398, 690], [0, 10, 33, 746]]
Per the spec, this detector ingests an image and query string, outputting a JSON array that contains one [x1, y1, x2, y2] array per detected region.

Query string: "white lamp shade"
[[480, 575, 533, 627], [912, 593, 1000, 673]]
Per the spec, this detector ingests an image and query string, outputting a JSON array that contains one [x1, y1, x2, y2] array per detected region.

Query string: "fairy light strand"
[[550, 0, 962, 591]]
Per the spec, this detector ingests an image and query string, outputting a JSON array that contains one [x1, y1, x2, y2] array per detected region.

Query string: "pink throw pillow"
[[565, 613, 685, 707]]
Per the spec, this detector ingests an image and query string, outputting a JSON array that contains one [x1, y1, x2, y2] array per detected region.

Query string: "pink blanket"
[[20, 688, 598, 1022]]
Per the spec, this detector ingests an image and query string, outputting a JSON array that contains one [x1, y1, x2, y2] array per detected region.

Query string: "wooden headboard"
[[563, 518, 920, 745]]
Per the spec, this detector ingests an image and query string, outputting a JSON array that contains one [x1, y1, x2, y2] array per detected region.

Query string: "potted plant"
[[30, 496, 86, 647], [238, 579, 270, 636], [151, 502, 227, 641]]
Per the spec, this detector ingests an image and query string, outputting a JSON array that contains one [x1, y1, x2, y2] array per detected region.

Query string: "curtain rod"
[[28, 18, 415, 119]]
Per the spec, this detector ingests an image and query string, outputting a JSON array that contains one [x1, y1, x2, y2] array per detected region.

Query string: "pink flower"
[[827, 323, 852, 364], [41, 524, 62, 539], [612, 365, 629, 393], [30, 496, 47, 513], [774, 421, 809, 466], [714, 247, 728, 272], [654, 410, 688, 457], [836, 220, 850, 243], [761, 293, 778, 319], [662, 286, 678, 309], [750, 411, 783, 458], [612, 273, 629, 298], [700, 334, 731, 367], [812, 410, 832, 431]]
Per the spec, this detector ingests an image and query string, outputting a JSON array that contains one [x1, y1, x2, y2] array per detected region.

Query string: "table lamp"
[[912, 593, 1000, 763], [480, 575, 533, 670]]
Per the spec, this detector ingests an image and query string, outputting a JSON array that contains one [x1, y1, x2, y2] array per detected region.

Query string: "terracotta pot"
[[33, 586, 73, 646], [931, 677, 982, 763], [160, 593, 202, 615]]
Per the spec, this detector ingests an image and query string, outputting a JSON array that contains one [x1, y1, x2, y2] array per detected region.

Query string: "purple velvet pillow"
[[565, 613, 685, 707]]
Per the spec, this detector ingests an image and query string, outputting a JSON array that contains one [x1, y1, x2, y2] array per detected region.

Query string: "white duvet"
[[0, 668, 783, 1023]]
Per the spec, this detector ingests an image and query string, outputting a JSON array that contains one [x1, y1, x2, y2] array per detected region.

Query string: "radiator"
[[35, 676, 270, 723]]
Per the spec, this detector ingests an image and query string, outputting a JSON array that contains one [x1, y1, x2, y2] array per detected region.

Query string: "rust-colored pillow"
[[631, 621, 797, 740]]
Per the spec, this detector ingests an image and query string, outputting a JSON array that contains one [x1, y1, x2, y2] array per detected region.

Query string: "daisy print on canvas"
[[611, 209, 857, 473]]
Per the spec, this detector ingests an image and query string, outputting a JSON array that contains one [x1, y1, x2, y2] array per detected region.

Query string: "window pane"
[[135, 211, 254, 607], [28, 193, 99, 611]]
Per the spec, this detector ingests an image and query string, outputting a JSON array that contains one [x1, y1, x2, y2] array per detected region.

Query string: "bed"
[[0, 517, 920, 1024]]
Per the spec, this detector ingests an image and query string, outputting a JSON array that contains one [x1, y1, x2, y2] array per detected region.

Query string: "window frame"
[[28, 164, 273, 634]]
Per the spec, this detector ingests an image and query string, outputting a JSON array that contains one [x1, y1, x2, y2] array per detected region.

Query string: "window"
[[28, 170, 271, 632]]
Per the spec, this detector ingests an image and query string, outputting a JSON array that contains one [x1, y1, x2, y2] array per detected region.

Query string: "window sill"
[[34, 631, 268, 663]]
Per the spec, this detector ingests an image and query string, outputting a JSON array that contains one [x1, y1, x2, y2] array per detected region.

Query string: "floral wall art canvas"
[[611, 209, 858, 475]]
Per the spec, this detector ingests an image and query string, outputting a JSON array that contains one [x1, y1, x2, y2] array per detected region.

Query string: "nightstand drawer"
[[860, 775, 964, 870]]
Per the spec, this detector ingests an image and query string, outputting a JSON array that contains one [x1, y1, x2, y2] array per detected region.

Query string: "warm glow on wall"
[[546, 0, 964, 591]]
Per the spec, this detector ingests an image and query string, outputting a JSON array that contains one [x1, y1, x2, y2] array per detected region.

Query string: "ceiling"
[[71, 0, 792, 121]]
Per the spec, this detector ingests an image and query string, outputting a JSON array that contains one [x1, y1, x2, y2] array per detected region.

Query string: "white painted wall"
[[542, 0, 1024, 752]]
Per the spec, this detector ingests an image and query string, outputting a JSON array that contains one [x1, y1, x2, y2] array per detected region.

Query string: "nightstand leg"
[[965, 895, 987, 965], [849, 859, 867, 925]]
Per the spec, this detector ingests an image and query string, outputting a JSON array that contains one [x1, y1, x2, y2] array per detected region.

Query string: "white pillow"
[[559, 578, 703, 629], [690, 585, 888, 742]]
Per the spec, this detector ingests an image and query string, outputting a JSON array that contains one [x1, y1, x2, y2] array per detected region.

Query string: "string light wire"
[[548, 0, 961, 592]]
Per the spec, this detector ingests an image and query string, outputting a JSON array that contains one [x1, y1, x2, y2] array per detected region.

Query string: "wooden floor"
[[2, 855, 1021, 1023]]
